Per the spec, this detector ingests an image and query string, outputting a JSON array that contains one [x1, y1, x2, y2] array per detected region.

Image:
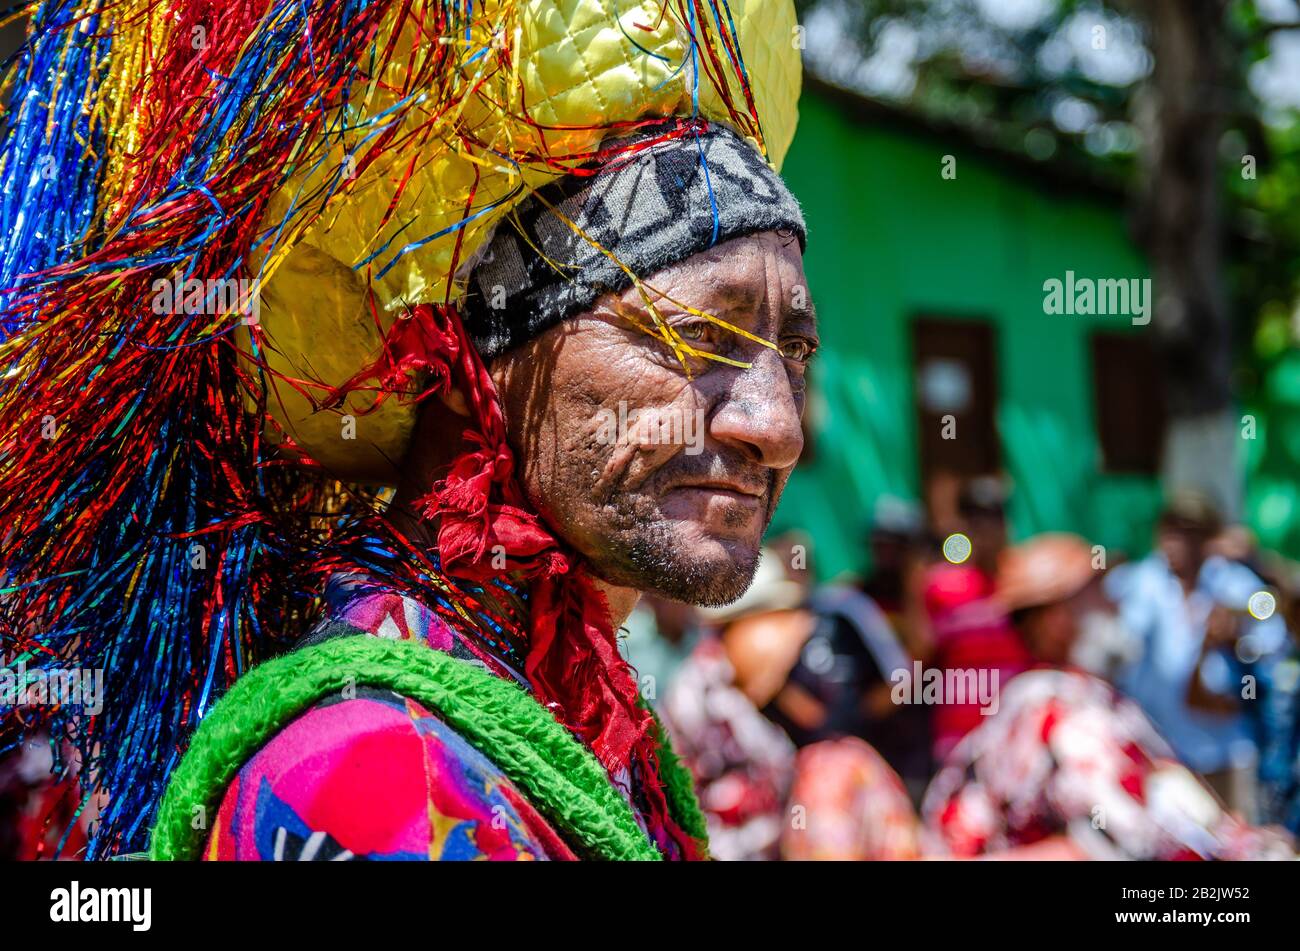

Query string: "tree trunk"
[[1131, 0, 1240, 517]]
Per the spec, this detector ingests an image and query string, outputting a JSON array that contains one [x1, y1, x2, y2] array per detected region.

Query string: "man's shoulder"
[[205, 687, 575, 860], [307, 578, 533, 687]]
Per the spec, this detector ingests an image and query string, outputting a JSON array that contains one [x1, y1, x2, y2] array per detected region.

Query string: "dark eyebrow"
[[781, 290, 817, 335], [647, 280, 757, 313], [616, 276, 817, 342]]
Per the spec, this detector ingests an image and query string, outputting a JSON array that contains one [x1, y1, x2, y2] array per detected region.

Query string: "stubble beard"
[[580, 477, 779, 608]]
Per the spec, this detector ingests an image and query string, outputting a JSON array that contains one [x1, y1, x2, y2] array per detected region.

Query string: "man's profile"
[[0, 0, 811, 861]]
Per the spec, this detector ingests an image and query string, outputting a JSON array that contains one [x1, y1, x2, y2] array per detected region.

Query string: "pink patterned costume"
[[205, 577, 686, 860]]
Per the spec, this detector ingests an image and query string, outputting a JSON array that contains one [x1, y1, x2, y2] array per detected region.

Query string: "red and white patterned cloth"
[[662, 637, 795, 861], [664, 638, 921, 861], [780, 737, 920, 860], [921, 668, 1294, 860]]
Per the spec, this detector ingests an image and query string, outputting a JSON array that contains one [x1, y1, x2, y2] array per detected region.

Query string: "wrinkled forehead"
[[626, 230, 812, 318]]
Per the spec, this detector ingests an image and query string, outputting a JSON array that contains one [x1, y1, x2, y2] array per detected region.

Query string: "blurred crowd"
[[633, 480, 1300, 860], [6, 479, 1300, 861]]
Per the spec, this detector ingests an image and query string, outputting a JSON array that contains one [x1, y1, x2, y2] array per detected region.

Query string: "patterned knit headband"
[[461, 122, 807, 361]]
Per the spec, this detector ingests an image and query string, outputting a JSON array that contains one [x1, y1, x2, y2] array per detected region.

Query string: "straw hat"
[[996, 533, 1097, 612]]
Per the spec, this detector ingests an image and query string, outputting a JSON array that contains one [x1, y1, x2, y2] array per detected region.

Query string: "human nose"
[[707, 348, 804, 470]]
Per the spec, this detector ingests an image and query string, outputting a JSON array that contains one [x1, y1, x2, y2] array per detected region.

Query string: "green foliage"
[[799, 0, 1300, 338]]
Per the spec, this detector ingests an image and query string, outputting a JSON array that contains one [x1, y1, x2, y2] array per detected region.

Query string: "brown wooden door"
[[1090, 331, 1166, 474], [911, 318, 1000, 521]]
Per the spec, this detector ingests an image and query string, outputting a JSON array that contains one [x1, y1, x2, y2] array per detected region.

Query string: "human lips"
[[663, 479, 768, 519], [667, 476, 766, 499], [653, 456, 773, 519]]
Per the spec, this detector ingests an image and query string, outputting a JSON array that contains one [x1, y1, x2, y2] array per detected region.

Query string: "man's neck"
[[590, 577, 641, 631], [388, 492, 640, 632]]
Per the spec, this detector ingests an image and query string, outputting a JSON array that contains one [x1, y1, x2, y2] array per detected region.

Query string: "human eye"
[[778, 334, 818, 364], [674, 318, 721, 348]]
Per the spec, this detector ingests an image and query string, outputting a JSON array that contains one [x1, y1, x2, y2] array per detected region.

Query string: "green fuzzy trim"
[[649, 709, 710, 851], [149, 635, 706, 861]]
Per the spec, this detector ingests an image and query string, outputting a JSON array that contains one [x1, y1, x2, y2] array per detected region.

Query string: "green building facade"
[[771, 84, 1164, 579]]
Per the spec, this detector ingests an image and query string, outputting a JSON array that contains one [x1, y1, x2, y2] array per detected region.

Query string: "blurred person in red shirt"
[[921, 478, 1031, 760]]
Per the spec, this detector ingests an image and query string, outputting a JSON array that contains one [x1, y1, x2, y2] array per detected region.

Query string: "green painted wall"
[[1246, 350, 1300, 557], [771, 91, 1162, 579]]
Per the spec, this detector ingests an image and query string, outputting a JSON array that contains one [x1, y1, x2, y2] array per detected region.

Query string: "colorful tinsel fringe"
[[0, 0, 760, 857]]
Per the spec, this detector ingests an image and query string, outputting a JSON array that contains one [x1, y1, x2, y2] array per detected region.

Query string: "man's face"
[[491, 230, 816, 607], [1157, 524, 1204, 578]]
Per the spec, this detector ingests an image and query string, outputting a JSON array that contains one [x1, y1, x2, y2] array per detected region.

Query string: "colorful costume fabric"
[[207, 689, 577, 861], [186, 575, 700, 860], [780, 737, 920, 861], [921, 668, 1293, 860], [663, 637, 796, 860]]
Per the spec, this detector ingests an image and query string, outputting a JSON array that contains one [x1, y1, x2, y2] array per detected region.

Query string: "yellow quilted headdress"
[[261, 0, 802, 482], [17, 0, 803, 483]]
